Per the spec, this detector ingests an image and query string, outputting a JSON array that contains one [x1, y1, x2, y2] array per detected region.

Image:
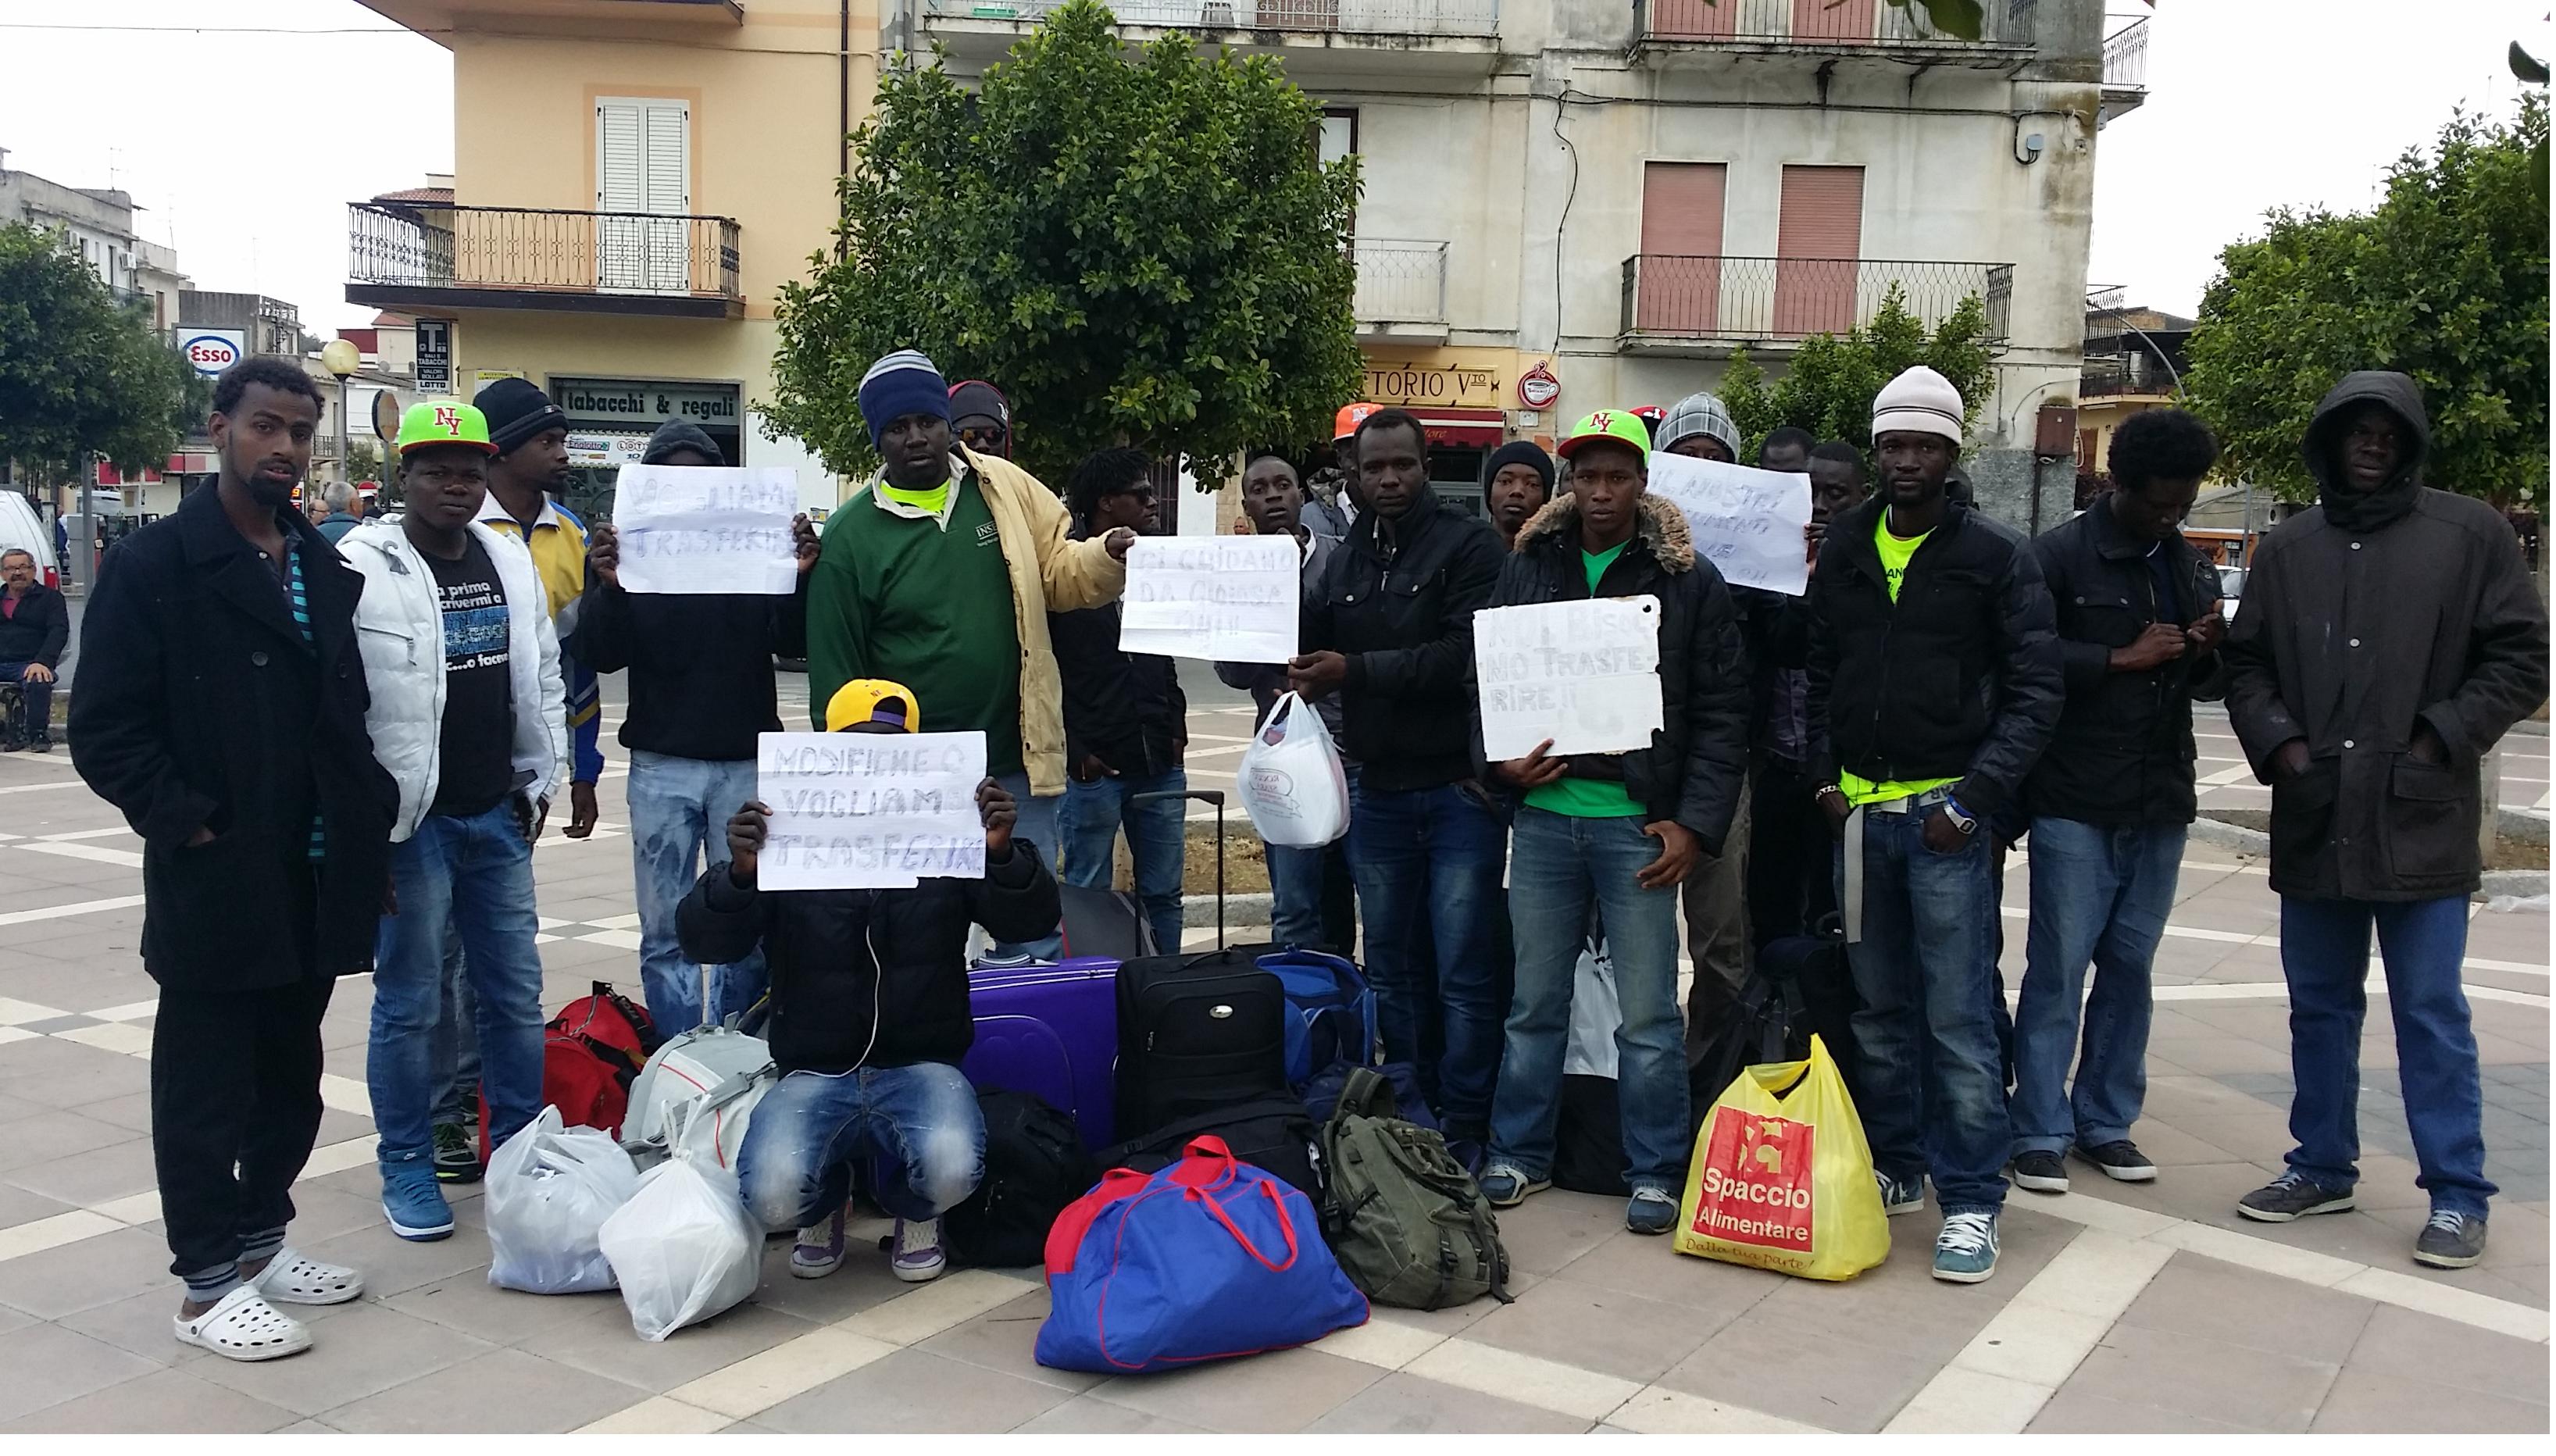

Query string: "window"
[[596, 97, 692, 293], [1774, 164, 1864, 336], [1637, 162, 1728, 333]]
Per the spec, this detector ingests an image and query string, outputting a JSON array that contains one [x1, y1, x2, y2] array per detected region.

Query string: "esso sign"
[[181, 331, 245, 376]]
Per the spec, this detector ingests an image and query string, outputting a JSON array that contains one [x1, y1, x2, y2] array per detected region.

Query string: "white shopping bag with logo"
[[1237, 691, 1349, 848]]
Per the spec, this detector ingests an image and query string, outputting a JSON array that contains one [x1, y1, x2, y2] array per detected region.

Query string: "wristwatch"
[[1942, 797, 1979, 835]]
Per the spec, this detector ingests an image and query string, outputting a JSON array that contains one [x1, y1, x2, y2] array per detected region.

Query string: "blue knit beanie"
[[859, 349, 951, 448]]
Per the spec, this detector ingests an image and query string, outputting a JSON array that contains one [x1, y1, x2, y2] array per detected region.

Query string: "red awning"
[[1412, 407, 1506, 450]]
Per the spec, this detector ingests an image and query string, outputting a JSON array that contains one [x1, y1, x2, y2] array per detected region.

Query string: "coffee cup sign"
[[754, 731, 988, 890]]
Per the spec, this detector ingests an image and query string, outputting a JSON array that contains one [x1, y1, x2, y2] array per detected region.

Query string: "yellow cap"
[[824, 680, 919, 733]]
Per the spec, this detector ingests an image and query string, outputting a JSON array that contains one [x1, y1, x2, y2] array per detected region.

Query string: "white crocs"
[[248, 1247, 364, 1306], [174, 1285, 312, 1362]]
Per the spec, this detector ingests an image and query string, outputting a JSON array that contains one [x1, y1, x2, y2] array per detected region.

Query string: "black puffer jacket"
[[676, 842, 1060, 1075], [1805, 497, 2062, 820], [2021, 498, 2226, 826], [1480, 494, 1752, 851], [1051, 599, 1186, 779], [2224, 371, 2549, 900], [1301, 487, 1505, 791]]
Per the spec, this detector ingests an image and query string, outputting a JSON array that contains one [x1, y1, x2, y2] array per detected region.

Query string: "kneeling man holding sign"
[[676, 680, 1060, 1285], [1473, 409, 1752, 1239]]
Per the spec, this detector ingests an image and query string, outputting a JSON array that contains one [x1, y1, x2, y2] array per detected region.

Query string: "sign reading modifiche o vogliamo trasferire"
[[755, 731, 988, 890]]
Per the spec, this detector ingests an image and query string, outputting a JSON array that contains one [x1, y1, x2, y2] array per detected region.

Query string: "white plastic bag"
[[1564, 939, 1622, 1080], [595, 1129, 764, 1341], [487, 1105, 641, 1294], [1237, 691, 1350, 848]]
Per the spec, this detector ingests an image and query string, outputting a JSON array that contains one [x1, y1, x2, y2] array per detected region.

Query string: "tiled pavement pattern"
[[0, 670, 2546, 1433]]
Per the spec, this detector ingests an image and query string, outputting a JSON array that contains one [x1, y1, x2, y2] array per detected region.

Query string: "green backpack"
[[1318, 1065, 1515, 1310]]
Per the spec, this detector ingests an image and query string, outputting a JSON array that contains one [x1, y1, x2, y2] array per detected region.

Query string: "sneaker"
[[1478, 1164, 1549, 1209], [891, 1216, 947, 1283], [1876, 1169, 1926, 1215], [1932, 1211, 2001, 1283], [2236, 1171, 2355, 1223], [2413, 1209, 2486, 1269], [2076, 1140, 2157, 1183], [431, 1123, 484, 1184], [1626, 1187, 1680, 1236], [380, 1158, 455, 1242], [24, 737, 50, 754], [2010, 1151, 2070, 1194], [791, 1205, 848, 1280]]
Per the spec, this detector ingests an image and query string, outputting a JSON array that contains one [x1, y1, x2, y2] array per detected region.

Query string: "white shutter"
[[596, 98, 691, 293]]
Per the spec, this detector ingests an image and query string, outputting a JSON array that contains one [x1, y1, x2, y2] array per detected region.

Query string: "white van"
[[0, 493, 59, 589]]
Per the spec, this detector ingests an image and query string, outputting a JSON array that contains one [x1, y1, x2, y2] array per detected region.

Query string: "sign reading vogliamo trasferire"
[[552, 376, 741, 428]]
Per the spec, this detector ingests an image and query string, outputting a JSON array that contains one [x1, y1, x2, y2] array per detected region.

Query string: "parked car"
[[0, 492, 60, 588]]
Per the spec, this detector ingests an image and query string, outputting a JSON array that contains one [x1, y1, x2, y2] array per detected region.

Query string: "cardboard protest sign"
[[611, 465, 800, 594], [754, 731, 987, 890], [1474, 596, 1665, 760], [1645, 453, 1814, 597], [1118, 536, 1299, 663]]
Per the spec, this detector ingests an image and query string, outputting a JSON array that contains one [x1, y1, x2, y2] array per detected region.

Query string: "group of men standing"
[[55, 342, 2545, 1358]]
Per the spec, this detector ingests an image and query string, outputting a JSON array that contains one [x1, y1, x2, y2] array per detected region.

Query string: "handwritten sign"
[[1644, 453, 1814, 598], [612, 465, 799, 595], [754, 731, 987, 890], [1474, 598, 1664, 760], [1119, 537, 1299, 663]]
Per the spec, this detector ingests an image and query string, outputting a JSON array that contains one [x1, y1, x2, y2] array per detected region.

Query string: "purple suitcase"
[[962, 958, 1120, 1151]]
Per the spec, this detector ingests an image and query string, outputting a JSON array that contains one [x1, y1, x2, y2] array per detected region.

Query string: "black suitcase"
[[1112, 790, 1287, 1137]]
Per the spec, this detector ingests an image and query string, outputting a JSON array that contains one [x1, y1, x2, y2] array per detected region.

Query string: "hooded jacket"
[[1805, 496, 2063, 821], [2223, 371, 2548, 900], [676, 841, 1061, 1075], [1482, 494, 1752, 851]]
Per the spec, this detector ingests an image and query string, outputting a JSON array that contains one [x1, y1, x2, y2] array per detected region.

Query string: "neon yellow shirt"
[[879, 479, 951, 516], [1526, 539, 1646, 819], [1841, 514, 1958, 807]]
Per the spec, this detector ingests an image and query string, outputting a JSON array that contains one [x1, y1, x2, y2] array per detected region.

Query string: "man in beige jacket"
[[806, 350, 1130, 958]]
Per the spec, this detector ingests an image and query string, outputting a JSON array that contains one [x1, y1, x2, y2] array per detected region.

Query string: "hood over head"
[[2303, 369, 2430, 534], [641, 416, 723, 466]]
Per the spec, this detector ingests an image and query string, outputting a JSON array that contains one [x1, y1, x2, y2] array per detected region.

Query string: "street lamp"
[[321, 338, 362, 487]]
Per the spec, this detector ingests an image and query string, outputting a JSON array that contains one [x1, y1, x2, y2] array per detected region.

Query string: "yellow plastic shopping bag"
[[1672, 1034, 1890, 1280]]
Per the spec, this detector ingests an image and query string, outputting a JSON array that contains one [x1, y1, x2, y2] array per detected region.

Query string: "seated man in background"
[[680, 680, 1062, 1284]]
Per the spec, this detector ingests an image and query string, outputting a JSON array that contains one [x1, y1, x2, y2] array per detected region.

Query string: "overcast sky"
[[0, 1, 2542, 331]]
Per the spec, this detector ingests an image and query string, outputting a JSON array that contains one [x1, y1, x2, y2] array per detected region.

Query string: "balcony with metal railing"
[[1637, 0, 2037, 65], [1354, 239, 1449, 338], [1618, 255, 2013, 354], [914, 0, 1501, 73], [2099, 14, 2150, 127], [343, 202, 744, 319]]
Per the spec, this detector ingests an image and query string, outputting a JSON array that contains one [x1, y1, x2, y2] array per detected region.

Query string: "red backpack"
[[481, 983, 663, 1158]]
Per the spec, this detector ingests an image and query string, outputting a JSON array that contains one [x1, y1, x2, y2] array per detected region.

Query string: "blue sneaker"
[[1876, 1169, 1926, 1215], [381, 1157, 454, 1242], [1477, 1164, 1548, 1209], [1626, 1187, 1680, 1236], [1932, 1211, 1999, 1283]]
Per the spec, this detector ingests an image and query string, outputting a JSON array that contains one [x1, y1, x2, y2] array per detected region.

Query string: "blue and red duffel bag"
[[1034, 1134, 1367, 1374]]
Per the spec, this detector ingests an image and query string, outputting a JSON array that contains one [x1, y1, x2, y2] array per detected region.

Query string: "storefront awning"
[[1412, 407, 1506, 450]]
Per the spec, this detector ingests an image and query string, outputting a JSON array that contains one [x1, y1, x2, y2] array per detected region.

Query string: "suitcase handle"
[[1130, 790, 1227, 950]]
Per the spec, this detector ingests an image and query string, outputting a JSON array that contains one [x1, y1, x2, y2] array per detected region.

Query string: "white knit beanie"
[[1870, 366, 1965, 444]]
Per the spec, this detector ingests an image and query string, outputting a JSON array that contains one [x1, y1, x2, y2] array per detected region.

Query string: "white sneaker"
[[174, 1285, 312, 1362]]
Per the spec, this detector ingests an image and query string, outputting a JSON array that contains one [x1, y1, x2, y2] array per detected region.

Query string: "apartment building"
[[348, 0, 873, 516]]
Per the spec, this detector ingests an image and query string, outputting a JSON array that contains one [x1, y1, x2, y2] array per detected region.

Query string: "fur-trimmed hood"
[[1511, 491, 1696, 573]]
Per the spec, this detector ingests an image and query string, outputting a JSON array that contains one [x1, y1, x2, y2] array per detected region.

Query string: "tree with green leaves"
[[0, 222, 199, 488], [1714, 286, 1995, 459], [2183, 96, 2548, 509], [766, 1, 1362, 490]]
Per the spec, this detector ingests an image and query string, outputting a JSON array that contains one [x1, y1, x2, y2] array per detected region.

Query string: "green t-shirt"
[[806, 475, 1025, 775], [1841, 515, 1958, 806], [1526, 540, 1646, 819]]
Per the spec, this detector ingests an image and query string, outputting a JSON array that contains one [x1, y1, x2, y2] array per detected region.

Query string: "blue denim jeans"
[[737, 1062, 987, 1232], [629, 750, 768, 1030], [989, 771, 1064, 961], [1056, 767, 1187, 955], [1345, 778, 1509, 1133], [369, 802, 546, 1169], [1, 660, 52, 742], [1269, 841, 1357, 955], [427, 924, 477, 1129], [2009, 818, 2183, 1156], [1833, 807, 2008, 1214], [1491, 808, 1689, 1192], [2279, 894, 2494, 1218]]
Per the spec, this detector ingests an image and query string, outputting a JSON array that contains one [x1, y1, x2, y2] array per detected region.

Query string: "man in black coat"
[[0, 544, 68, 750], [2223, 371, 2549, 1268], [71, 356, 397, 1361], [1290, 408, 1509, 1146], [1473, 409, 1751, 1237], [2008, 409, 2227, 1198], [1805, 366, 2062, 1284]]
